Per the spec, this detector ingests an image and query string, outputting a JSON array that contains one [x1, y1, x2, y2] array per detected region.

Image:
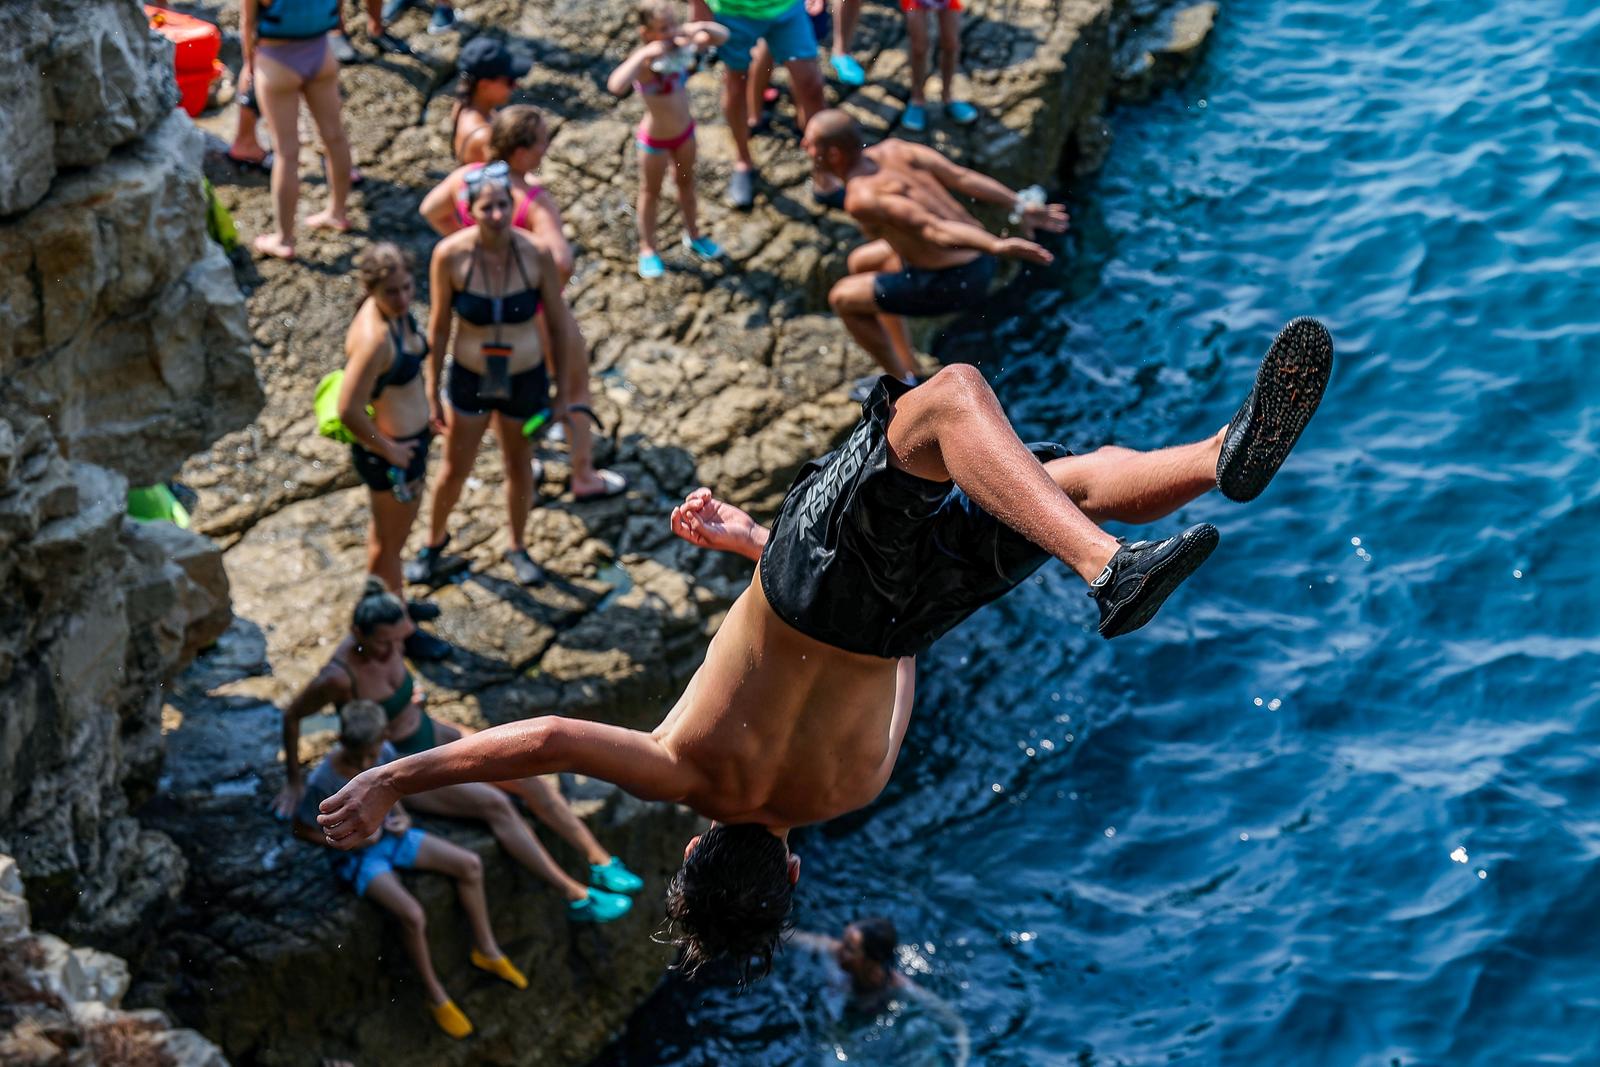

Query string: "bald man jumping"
[[806, 108, 1070, 384], [319, 319, 1334, 980]]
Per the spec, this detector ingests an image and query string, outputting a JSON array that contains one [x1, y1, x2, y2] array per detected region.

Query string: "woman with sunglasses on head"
[[419, 109, 626, 505], [407, 166, 594, 587], [421, 105, 573, 285]]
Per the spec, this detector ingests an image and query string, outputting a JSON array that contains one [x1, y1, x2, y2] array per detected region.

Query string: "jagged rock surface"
[[0, 0, 180, 216], [0, 852, 230, 1067], [0, 0, 259, 968]]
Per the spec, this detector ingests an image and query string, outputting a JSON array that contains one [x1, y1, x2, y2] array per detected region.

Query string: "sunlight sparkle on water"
[[1450, 846, 1469, 864]]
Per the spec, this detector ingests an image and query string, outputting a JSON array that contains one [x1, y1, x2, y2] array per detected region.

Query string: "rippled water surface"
[[600, 0, 1600, 1062]]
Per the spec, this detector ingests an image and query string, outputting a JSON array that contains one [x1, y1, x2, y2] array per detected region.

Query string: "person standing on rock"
[[316, 318, 1335, 979], [291, 699, 527, 1040], [449, 38, 532, 166], [688, 0, 841, 208], [804, 109, 1068, 384], [608, 1, 730, 279], [336, 243, 451, 662], [408, 168, 627, 591], [277, 581, 644, 921], [898, 0, 977, 133], [241, 0, 355, 258]]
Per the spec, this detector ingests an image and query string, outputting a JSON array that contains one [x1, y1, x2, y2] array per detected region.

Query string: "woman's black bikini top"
[[371, 312, 428, 397], [452, 242, 541, 327]]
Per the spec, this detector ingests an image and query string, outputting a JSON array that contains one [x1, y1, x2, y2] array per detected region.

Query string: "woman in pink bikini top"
[[420, 105, 573, 285]]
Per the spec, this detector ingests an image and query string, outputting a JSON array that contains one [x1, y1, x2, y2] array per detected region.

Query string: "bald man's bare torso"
[[655, 571, 912, 829], [844, 140, 986, 271]]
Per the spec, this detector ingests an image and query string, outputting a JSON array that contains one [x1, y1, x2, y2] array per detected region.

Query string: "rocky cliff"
[[0, 0, 259, 964], [0, 853, 227, 1067], [108, 0, 1213, 1062]]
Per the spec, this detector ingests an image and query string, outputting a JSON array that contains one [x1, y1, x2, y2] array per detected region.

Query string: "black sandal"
[[1216, 317, 1334, 503], [1089, 524, 1219, 639]]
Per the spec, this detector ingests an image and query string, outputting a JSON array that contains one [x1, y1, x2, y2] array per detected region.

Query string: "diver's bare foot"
[[306, 209, 351, 232], [670, 488, 766, 561], [252, 232, 295, 259]]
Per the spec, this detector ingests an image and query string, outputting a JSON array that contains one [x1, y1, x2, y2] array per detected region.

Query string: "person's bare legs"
[[363, 872, 451, 1005], [425, 406, 491, 548], [367, 487, 424, 592], [410, 834, 504, 959], [671, 136, 702, 240], [835, 240, 920, 380], [905, 8, 930, 109], [884, 364, 1122, 582], [432, 721, 612, 865], [1045, 431, 1225, 527], [405, 783, 590, 901], [491, 414, 536, 553], [747, 39, 775, 131], [784, 57, 837, 194], [834, 0, 862, 56], [722, 67, 756, 171], [936, 7, 961, 105], [253, 52, 305, 258], [300, 48, 352, 231], [637, 146, 670, 258], [229, 66, 268, 162]]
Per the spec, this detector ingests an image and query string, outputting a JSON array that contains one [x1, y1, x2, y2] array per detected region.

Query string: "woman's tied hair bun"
[[354, 242, 414, 294], [352, 576, 407, 635]]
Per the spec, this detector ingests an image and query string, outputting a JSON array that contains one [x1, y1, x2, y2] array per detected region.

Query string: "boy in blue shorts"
[[293, 700, 527, 1039]]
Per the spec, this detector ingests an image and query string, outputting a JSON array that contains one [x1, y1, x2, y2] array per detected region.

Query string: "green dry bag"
[[315, 370, 358, 445]]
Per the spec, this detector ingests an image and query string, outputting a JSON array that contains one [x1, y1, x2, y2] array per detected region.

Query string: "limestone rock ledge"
[[0, 109, 262, 485], [0, 0, 180, 216], [0, 389, 236, 953], [0, 853, 229, 1067]]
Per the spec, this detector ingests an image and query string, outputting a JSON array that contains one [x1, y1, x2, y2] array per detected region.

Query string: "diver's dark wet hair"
[[853, 916, 897, 967], [352, 576, 406, 635], [666, 824, 795, 982]]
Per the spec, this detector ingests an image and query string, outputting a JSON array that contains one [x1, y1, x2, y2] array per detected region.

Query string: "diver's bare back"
[[662, 572, 906, 828], [848, 140, 988, 270]]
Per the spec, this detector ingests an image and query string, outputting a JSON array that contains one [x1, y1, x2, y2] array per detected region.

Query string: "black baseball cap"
[[458, 37, 533, 80]]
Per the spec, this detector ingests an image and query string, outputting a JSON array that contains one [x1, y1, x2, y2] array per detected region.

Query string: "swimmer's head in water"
[[666, 823, 799, 981], [803, 110, 865, 176], [839, 915, 898, 986]]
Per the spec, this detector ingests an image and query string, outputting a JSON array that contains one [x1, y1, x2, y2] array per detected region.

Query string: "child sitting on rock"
[[899, 0, 978, 132], [607, 0, 730, 279], [292, 700, 527, 1040]]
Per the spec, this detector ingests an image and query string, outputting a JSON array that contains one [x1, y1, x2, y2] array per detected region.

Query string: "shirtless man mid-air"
[[320, 320, 1334, 979]]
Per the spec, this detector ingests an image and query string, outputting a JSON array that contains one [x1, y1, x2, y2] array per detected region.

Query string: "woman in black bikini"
[[273, 580, 643, 921], [338, 244, 448, 661], [409, 168, 593, 587]]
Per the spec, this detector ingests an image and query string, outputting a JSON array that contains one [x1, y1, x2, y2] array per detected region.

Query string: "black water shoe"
[[1216, 317, 1334, 503], [403, 629, 451, 662], [407, 599, 442, 622], [504, 548, 546, 587], [404, 536, 467, 586], [1089, 523, 1219, 638]]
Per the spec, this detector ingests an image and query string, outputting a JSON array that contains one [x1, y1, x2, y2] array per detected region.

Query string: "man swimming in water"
[[807, 108, 1071, 384], [319, 318, 1333, 979]]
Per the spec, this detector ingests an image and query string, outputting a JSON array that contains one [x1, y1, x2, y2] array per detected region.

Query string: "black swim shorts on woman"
[[871, 254, 997, 318], [446, 360, 552, 421], [351, 430, 432, 492], [758, 375, 1067, 659]]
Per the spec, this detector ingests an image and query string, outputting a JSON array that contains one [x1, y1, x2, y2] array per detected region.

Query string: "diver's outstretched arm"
[[318, 717, 701, 848], [671, 487, 769, 561]]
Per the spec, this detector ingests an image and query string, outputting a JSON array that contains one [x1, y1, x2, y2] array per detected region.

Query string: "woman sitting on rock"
[[450, 37, 530, 165], [276, 580, 642, 924], [408, 168, 624, 589], [240, 0, 354, 258], [291, 699, 526, 1039], [420, 105, 574, 285], [336, 242, 449, 662]]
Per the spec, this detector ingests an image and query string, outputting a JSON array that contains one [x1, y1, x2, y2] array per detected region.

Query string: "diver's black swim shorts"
[[758, 375, 1067, 659], [871, 254, 996, 317]]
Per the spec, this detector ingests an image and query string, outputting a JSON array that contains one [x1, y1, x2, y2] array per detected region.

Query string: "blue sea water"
[[599, 0, 1600, 1062]]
